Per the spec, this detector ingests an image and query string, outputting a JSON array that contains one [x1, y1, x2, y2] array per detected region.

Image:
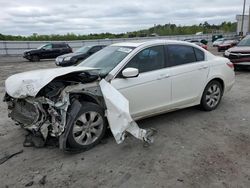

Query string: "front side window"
[[75, 46, 91, 53], [42, 44, 52, 50], [167, 45, 196, 66], [124, 45, 165, 73]]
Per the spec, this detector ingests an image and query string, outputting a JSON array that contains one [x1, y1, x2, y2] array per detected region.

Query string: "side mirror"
[[122, 68, 139, 78]]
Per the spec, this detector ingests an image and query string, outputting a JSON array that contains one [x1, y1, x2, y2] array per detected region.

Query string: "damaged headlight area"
[[4, 70, 155, 152]]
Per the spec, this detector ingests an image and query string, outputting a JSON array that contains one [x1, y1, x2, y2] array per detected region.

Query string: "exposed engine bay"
[[4, 69, 154, 152], [4, 71, 105, 149]]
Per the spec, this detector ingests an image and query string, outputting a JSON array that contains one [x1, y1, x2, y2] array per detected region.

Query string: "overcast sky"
[[0, 0, 245, 35]]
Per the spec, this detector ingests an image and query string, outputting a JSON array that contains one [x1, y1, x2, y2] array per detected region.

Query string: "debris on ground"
[[39, 175, 47, 185], [25, 181, 34, 187], [0, 150, 23, 165]]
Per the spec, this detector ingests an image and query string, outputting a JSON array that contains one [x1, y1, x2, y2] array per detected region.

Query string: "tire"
[[200, 80, 223, 111], [234, 65, 241, 71], [31, 55, 40, 62], [67, 102, 107, 150]]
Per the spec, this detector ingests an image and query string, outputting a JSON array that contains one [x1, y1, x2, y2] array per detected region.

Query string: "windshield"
[[78, 46, 134, 76], [75, 46, 91, 53], [238, 37, 250, 46]]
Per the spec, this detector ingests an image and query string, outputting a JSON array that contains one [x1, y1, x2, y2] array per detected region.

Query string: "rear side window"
[[194, 48, 205, 61], [53, 43, 67, 48], [167, 45, 196, 66]]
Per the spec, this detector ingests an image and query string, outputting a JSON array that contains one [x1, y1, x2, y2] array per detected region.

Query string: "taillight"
[[227, 62, 234, 69]]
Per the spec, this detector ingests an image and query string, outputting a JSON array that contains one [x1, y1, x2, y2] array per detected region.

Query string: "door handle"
[[198, 66, 208, 70], [157, 74, 170, 80]]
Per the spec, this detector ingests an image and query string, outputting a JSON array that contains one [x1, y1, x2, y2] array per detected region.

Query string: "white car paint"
[[109, 40, 234, 120]]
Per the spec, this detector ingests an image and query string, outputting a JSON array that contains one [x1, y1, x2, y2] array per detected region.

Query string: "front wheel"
[[200, 80, 223, 111], [67, 102, 107, 150], [31, 55, 40, 62]]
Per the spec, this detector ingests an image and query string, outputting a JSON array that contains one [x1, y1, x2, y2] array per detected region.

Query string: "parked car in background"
[[4, 40, 235, 151], [224, 35, 250, 68], [55, 45, 106, 66], [185, 39, 208, 50], [23, 43, 72, 62], [213, 38, 225, 47], [217, 39, 238, 52]]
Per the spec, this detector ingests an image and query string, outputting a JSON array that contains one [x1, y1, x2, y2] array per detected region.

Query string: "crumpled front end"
[[4, 69, 155, 151], [4, 83, 97, 140], [4, 70, 104, 149]]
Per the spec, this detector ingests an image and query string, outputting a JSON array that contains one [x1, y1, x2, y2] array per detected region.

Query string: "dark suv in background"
[[23, 43, 72, 62], [55, 45, 106, 66]]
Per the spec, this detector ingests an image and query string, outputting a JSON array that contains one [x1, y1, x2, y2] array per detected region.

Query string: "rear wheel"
[[67, 102, 107, 150], [200, 80, 223, 111]]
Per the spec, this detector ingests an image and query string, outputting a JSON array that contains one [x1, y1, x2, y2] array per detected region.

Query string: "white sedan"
[[4, 40, 235, 151]]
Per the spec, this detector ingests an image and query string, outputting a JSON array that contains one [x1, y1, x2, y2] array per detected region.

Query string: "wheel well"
[[209, 78, 224, 93], [69, 93, 102, 106], [78, 94, 99, 105]]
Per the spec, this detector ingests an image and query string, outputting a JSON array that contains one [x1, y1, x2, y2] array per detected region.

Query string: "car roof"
[[110, 40, 195, 48]]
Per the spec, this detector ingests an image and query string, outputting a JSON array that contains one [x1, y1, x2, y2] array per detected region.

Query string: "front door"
[[111, 45, 171, 118]]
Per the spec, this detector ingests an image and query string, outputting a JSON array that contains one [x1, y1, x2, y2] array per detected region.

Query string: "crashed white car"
[[4, 40, 235, 151]]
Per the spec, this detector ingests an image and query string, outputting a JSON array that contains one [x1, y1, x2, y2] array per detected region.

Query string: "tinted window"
[[194, 48, 205, 61], [167, 45, 196, 66], [90, 46, 101, 53], [43, 44, 52, 50], [125, 45, 165, 73], [53, 43, 65, 48]]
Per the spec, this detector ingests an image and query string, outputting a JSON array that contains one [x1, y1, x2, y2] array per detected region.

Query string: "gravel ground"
[[0, 47, 250, 188]]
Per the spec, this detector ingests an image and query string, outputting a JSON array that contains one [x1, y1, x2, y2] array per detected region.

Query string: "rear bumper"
[[218, 46, 230, 51]]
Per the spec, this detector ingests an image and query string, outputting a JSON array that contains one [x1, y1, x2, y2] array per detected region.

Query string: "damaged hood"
[[5, 66, 97, 98]]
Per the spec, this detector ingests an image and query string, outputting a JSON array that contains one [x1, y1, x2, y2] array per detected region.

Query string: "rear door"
[[111, 45, 171, 118], [51, 44, 63, 57], [166, 45, 209, 107]]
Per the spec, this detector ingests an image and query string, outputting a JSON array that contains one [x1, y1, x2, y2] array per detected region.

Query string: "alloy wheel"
[[73, 111, 104, 146], [205, 84, 221, 108]]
